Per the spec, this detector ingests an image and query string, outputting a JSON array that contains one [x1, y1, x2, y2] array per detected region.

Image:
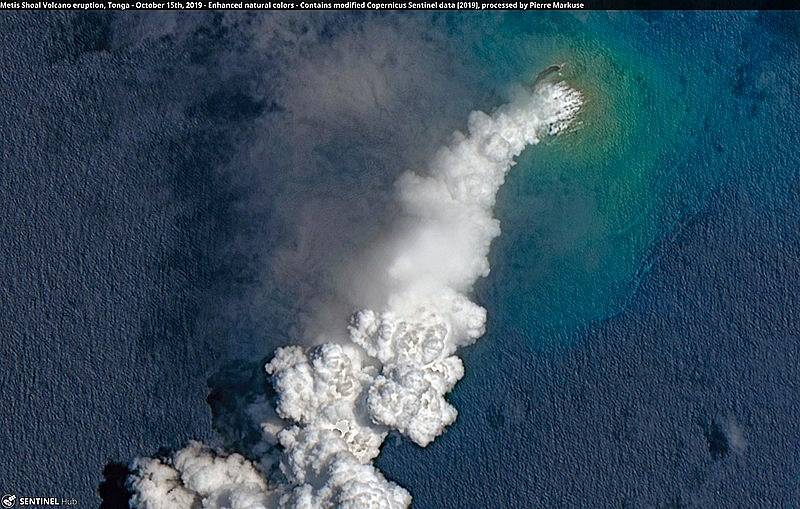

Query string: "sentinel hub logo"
[[0, 494, 77, 507]]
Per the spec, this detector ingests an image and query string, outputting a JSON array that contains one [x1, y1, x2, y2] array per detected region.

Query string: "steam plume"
[[128, 77, 582, 509]]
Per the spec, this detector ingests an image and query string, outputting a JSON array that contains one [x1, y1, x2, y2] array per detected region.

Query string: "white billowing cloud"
[[128, 78, 582, 508], [128, 457, 200, 509], [129, 442, 277, 509], [275, 427, 410, 509], [267, 344, 386, 463]]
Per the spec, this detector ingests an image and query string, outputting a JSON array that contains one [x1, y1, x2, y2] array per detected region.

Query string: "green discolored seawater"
[[379, 12, 800, 508], [458, 13, 736, 346]]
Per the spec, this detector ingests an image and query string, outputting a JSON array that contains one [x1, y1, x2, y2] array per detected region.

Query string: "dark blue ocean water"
[[2, 11, 799, 508], [1, 13, 233, 505]]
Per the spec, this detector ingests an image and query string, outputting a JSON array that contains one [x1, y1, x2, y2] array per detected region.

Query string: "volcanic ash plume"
[[128, 79, 583, 509]]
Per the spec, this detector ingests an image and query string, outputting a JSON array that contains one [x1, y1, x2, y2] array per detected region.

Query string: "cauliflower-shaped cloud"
[[367, 361, 462, 446], [128, 442, 276, 509]]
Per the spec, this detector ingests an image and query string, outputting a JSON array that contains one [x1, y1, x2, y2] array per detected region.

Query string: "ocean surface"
[[2, 11, 799, 508], [378, 12, 800, 508]]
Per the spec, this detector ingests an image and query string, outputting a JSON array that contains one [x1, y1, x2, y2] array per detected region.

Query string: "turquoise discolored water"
[[457, 11, 742, 346], [377, 11, 800, 508]]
